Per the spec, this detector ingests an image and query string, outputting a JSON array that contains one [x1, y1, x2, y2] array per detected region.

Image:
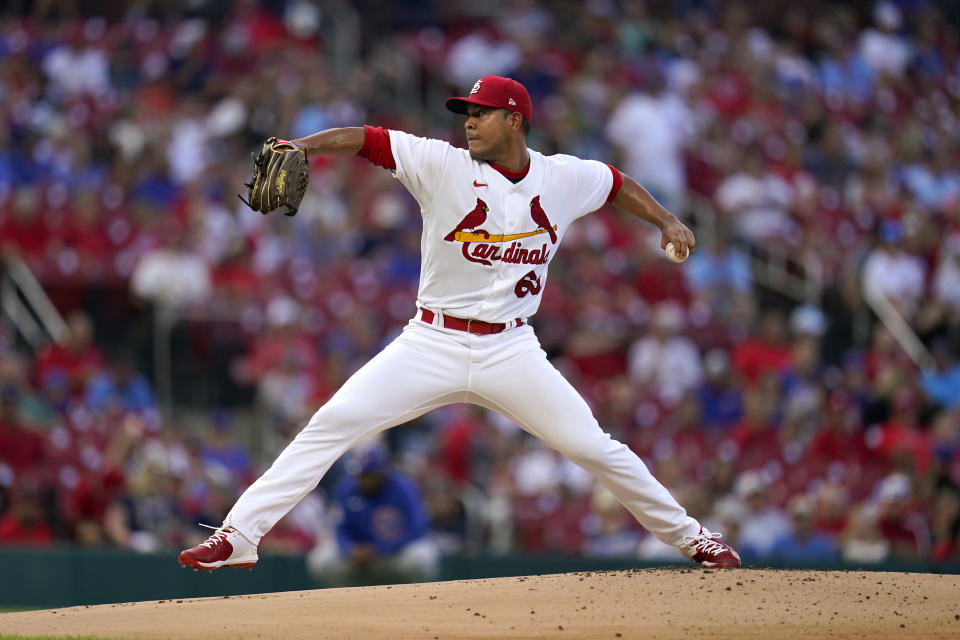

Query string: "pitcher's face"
[[464, 105, 515, 161]]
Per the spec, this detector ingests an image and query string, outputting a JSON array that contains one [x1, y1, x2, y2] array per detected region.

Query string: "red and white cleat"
[[681, 527, 742, 568], [178, 524, 258, 570]]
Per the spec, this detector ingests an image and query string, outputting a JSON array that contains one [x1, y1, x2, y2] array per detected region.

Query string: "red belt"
[[419, 309, 522, 335]]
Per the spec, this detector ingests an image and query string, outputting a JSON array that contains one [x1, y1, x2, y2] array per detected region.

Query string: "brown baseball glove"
[[239, 137, 309, 216]]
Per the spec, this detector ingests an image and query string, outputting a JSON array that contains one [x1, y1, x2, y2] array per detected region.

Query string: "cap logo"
[[470, 79, 482, 94], [508, 98, 516, 106]]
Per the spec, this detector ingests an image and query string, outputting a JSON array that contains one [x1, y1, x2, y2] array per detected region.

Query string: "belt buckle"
[[466, 318, 474, 334]]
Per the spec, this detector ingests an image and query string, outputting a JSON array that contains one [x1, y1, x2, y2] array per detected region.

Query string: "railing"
[[747, 242, 824, 304], [0, 253, 68, 350], [151, 299, 252, 422], [323, 1, 361, 82], [687, 198, 824, 305], [691, 197, 932, 367], [861, 279, 934, 369]]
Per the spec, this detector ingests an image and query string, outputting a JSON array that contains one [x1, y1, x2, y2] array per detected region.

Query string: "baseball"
[[665, 242, 689, 263]]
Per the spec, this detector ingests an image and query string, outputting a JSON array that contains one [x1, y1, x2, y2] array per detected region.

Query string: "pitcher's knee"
[[559, 433, 617, 468], [300, 401, 370, 441]]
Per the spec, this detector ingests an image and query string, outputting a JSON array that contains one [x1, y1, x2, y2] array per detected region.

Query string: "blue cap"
[[878, 220, 902, 244], [356, 446, 390, 474], [0, 384, 19, 403], [211, 408, 233, 431]]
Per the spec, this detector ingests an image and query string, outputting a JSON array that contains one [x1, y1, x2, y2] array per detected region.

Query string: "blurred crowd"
[[1, 0, 960, 571]]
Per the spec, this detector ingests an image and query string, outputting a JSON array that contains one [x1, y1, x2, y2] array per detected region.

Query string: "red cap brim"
[[445, 96, 514, 115]]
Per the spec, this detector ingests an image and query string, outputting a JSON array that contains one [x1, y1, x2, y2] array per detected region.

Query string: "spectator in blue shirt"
[[696, 348, 744, 430], [921, 339, 960, 410], [85, 351, 155, 414], [771, 496, 839, 564], [306, 444, 439, 586], [684, 231, 753, 323], [199, 410, 253, 486]]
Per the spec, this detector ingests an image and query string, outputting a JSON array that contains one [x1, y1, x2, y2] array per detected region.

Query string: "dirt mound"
[[2, 568, 959, 639]]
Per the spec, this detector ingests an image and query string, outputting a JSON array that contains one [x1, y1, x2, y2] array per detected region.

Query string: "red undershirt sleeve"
[[605, 164, 623, 203], [357, 125, 396, 170]]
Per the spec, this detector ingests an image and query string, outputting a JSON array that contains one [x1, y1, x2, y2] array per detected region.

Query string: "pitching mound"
[[2, 568, 959, 639]]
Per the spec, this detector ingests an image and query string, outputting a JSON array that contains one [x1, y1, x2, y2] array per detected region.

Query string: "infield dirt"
[[1, 568, 959, 639]]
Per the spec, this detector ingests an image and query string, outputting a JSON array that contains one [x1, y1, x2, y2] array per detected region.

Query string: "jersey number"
[[514, 271, 542, 298]]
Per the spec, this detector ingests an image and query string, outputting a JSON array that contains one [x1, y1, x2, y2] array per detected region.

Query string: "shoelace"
[[198, 523, 232, 549], [685, 530, 727, 556]]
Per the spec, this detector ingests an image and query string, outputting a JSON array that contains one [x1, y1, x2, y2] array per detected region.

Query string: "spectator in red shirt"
[[210, 239, 260, 299], [34, 309, 106, 399], [0, 478, 54, 547], [729, 386, 782, 472], [874, 472, 930, 560], [0, 385, 47, 476], [732, 310, 793, 388], [871, 387, 932, 474], [234, 297, 322, 383], [0, 186, 52, 263], [658, 396, 713, 479], [63, 468, 127, 546], [434, 405, 487, 487], [929, 488, 960, 564], [807, 388, 868, 474]]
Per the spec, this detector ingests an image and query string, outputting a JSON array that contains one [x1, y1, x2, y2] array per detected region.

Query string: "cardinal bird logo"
[[445, 198, 489, 242], [445, 195, 556, 267], [529, 196, 557, 244]]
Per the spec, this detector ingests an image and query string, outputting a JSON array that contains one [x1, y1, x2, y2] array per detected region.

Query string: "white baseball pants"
[[225, 317, 701, 548]]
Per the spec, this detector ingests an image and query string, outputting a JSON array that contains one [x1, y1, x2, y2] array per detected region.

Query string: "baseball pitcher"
[[179, 76, 740, 570]]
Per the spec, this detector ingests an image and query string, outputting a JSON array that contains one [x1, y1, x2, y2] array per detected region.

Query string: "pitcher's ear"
[[507, 110, 524, 133]]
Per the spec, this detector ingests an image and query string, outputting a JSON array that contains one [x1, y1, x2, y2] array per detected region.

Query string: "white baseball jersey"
[[388, 130, 614, 323], [220, 126, 703, 561]]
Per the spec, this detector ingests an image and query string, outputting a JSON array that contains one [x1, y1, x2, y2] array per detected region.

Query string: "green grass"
[[0, 636, 179, 640], [0, 636, 150, 640], [0, 608, 44, 613]]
